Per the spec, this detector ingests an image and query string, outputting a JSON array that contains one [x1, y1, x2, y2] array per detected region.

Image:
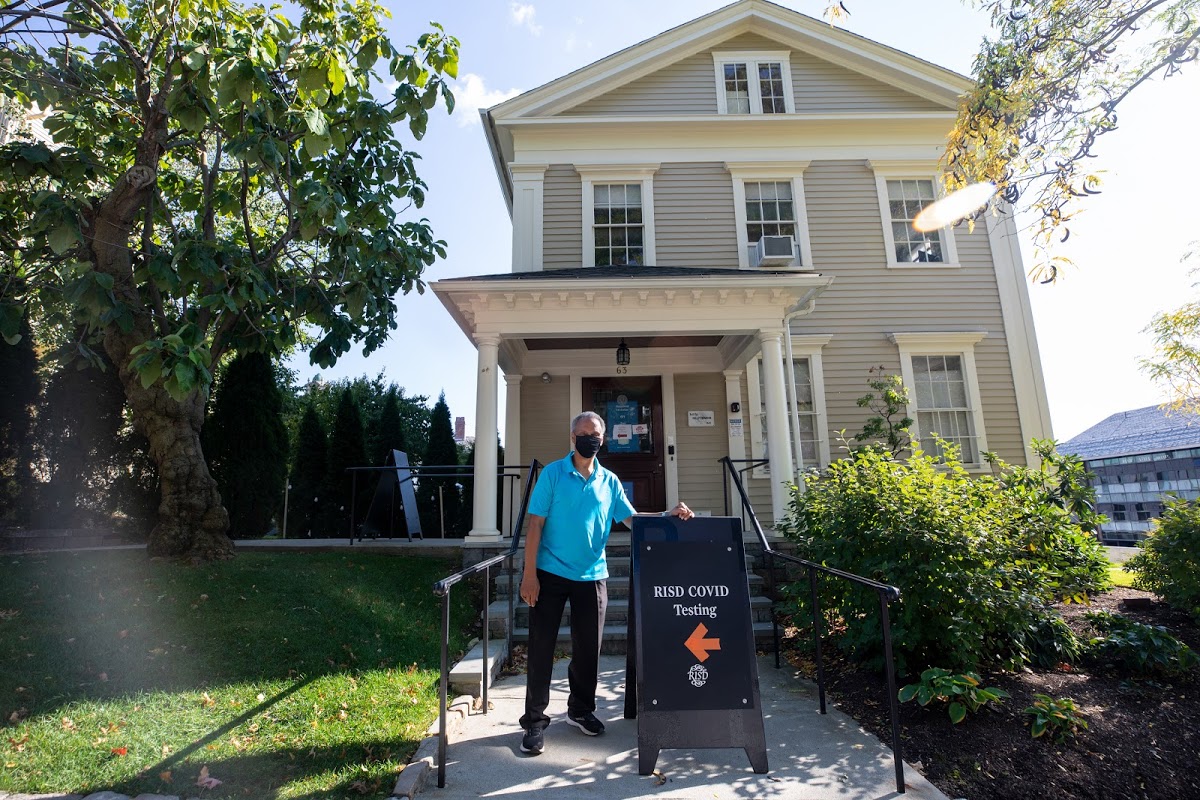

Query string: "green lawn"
[[1109, 563, 1136, 588], [0, 550, 474, 799]]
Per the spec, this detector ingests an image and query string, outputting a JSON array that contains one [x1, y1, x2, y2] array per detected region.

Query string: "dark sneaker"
[[566, 710, 605, 736], [520, 728, 544, 755]]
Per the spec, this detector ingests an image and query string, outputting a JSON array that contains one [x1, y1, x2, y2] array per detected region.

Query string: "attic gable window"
[[713, 51, 794, 115]]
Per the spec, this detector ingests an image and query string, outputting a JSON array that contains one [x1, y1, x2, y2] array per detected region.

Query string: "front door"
[[582, 376, 665, 516]]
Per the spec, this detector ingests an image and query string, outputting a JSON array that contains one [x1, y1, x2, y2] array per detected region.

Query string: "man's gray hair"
[[571, 411, 606, 436]]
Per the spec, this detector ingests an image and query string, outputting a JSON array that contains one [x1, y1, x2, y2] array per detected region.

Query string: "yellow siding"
[[655, 163, 740, 268], [543, 164, 582, 269], [673, 374, 729, 515]]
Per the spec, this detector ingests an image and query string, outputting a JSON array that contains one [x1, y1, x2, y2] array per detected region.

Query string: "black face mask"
[[574, 433, 602, 459]]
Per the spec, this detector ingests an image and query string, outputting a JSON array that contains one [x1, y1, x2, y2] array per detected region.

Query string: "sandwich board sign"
[[361, 450, 422, 541], [624, 515, 768, 775]]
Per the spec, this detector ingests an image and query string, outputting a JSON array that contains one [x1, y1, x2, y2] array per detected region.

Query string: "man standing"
[[518, 411, 693, 755]]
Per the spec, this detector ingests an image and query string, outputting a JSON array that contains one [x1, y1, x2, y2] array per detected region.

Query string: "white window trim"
[[889, 331, 988, 465], [746, 334, 832, 478], [712, 51, 795, 115], [727, 162, 814, 270], [869, 159, 961, 269], [577, 164, 658, 268]]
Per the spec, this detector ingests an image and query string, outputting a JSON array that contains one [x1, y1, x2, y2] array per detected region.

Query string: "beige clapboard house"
[[432, 0, 1052, 538]]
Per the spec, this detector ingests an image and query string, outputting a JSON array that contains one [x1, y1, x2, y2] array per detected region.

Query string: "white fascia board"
[[481, 108, 515, 216], [431, 273, 830, 295], [498, 112, 957, 128], [490, 1, 967, 122]]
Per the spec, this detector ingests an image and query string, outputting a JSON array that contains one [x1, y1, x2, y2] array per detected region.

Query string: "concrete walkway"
[[427, 655, 946, 800]]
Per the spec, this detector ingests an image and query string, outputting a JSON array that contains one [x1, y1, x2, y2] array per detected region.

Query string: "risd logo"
[[687, 663, 709, 688]]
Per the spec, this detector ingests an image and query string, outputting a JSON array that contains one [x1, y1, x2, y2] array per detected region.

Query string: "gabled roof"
[[1061, 404, 1200, 461], [481, 0, 973, 210], [489, 0, 970, 120]]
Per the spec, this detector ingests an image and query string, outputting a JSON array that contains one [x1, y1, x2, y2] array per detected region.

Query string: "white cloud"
[[510, 2, 543, 35], [451, 74, 522, 127]]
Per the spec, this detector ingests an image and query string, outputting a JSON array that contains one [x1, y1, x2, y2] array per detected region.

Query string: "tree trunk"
[[119, 373, 233, 559]]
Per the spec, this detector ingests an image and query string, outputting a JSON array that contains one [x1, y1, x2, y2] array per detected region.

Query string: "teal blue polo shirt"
[[528, 453, 637, 581]]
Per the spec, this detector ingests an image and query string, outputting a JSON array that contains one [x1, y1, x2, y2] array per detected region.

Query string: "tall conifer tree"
[[203, 353, 288, 538], [289, 403, 327, 538], [420, 392, 461, 535], [319, 388, 368, 535]]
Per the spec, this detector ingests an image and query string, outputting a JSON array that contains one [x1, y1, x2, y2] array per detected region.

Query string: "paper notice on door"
[[633, 424, 649, 435], [729, 418, 744, 438], [614, 423, 633, 444]]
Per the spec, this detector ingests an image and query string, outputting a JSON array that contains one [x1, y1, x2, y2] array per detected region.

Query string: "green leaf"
[[94, 272, 115, 290], [304, 132, 332, 158], [1030, 718, 1046, 738], [328, 61, 346, 96], [48, 223, 78, 255], [183, 47, 207, 72], [304, 108, 328, 137], [139, 355, 164, 389], [948, 702, 966, 724], [176, 105, 208, 133], [897, 685, 918, 703]]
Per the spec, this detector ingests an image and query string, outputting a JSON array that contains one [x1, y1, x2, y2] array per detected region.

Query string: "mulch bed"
[[781, 589, 1200, 800]]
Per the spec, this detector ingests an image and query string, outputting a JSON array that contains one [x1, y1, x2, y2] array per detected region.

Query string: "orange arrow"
[[684, 623, 721, 662]]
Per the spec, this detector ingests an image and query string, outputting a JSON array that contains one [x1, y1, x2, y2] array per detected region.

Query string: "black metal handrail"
[[430, 459, 543, 789], [719, 456, 907, 794]]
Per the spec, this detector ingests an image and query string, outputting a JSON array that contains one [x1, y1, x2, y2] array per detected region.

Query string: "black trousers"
[[520, 568, 608, 732]]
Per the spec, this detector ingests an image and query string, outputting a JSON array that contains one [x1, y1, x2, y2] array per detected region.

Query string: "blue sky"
[[289, 0, 1200, 444]]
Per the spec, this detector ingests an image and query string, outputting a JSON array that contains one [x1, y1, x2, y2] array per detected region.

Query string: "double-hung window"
[[593, 184, 644, 266], [713, 52, 794, 115], [890, 332, 988, 466], [577, 165, 657, 268], [745, 335, 832, 477], [870, 161, 961, 268], [728, 164, 814, 269]]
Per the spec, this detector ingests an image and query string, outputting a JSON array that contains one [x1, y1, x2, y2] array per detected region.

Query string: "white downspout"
[[783, 293, 819, 484]]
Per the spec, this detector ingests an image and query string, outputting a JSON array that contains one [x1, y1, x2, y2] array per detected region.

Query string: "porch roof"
[[430, 266, 834, 374]]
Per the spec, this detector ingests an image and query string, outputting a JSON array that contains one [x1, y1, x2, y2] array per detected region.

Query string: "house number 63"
[[616, 366, 628, 374]]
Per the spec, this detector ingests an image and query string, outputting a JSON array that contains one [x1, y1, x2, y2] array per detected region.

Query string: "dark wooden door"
[[581, 376, 665, 516]]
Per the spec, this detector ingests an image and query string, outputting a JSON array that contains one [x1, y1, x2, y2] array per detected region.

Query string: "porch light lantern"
[[616, 338, 631, 366]]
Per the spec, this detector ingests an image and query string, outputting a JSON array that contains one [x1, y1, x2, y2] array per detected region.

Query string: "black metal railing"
[[720, 456, 907, 794], [343, 464, 531, 543], [430, 459, 543, 789]]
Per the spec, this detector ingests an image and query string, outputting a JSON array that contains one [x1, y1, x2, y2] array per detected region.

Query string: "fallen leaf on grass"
[[118, 630, 129, 639], [8, 735, 29, 752], [110, 747, 127, 757], [8, 708, 28, 724], [256, 693, 266, 702], [196, 765, 222, 789], [61, 717, 78, 732], [349, 780, 371, 794], [159, 769, 173, 783], [201, 692, 215, 707], [98, 672, 108, 682]]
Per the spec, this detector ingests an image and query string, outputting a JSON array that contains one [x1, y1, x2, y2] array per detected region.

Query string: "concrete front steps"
[[476, 531, 791, 658]]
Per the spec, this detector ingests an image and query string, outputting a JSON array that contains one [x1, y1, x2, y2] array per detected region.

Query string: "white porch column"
[[758, 328, 794, 524], [501, 373, 523, 538], [469, 335, 502, 541]]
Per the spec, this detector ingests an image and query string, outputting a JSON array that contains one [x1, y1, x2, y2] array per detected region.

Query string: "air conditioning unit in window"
[[754, 235, 796, 267]]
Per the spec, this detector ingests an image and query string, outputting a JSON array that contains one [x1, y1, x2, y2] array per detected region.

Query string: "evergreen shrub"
[[1126, 498, 1200, 619], [777, 439, 1109, 673]]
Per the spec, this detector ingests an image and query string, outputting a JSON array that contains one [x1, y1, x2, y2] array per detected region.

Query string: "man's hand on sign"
[[520, 571, 540, 607], [668, 502, 695, 520]]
